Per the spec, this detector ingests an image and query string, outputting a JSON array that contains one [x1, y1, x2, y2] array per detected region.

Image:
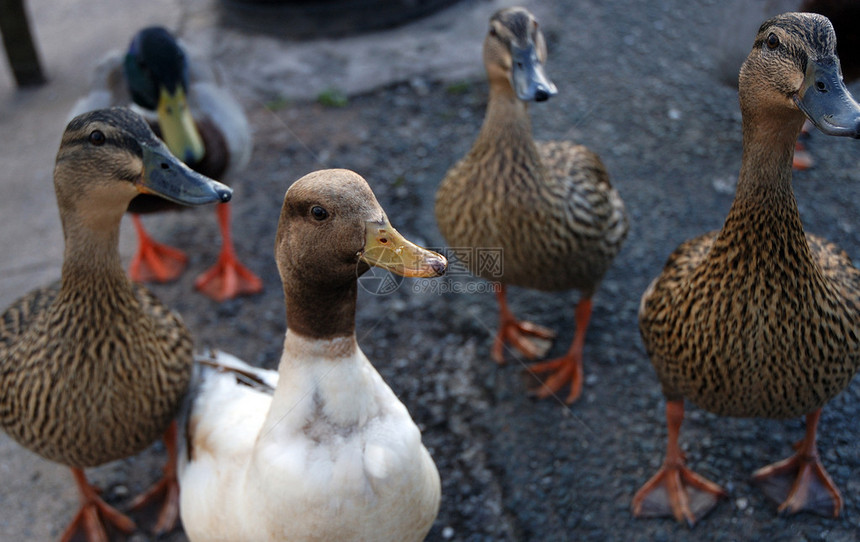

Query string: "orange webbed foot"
[[195, 202, 263, 302], [194, 252, 263, 302], [129, 215, 187, 283], [526, 297, 594, 404], [60, 468, 136, 542], [633, 401, 727, 526], [528, 352, 583, 404], [128, 471, 181, 535], [491, 317, 555, 363], [632, 460, 726, 526], [128, 421, 182, 535], [751, 410, 842, 517]]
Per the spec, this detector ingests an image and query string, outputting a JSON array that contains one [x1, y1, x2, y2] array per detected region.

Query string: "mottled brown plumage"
[[0, 107, 231, 540], [0, 279, 190, 467], [634, 12, 860, 525], [435, 6, 628, 403]]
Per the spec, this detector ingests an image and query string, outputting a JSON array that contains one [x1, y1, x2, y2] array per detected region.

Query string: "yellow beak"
[[360, 219, 447, 278], [156, 85, 205, 164]]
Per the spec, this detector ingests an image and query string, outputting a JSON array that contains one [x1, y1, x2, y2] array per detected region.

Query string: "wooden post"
[[0, 0, 46, 87]]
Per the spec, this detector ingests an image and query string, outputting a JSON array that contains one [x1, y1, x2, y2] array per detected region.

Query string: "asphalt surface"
[[1, 0, 859, 541]]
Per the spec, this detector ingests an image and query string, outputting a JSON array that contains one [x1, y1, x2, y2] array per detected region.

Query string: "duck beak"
[[156, 85, 206, 163], [794, 57, 860, 138], [138, 140, 232, 205], [360, 219, 448, 278], [511, 43, 557, 102]]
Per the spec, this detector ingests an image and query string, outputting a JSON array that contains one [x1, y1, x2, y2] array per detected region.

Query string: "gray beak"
[[139, 140, 233, 205], [794, 57, 860, 139], [511, 43, 558, 102]]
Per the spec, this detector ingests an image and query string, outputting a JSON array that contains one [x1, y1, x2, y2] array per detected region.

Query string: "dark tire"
[[219, 0, 463, 39]]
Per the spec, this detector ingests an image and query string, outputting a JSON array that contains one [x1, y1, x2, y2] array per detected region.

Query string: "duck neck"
[[282, 270, 358, 339], [258, 330, 369, 445], [279, 329, 359, 373], [714, 113, 812, 266], [735, 110, 803, 198], [473, 86, 541, 163], [59, 214, 131, 297]]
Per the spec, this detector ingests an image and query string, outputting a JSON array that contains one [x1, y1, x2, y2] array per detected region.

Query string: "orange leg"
[[793, 141, 813, 170], [128, 421, 181, 535], [491, 284, 555, 363], [128, 214, 187, 283], [752, 409, 842, 517], [194, 203, 263, 302], [632, 401, 726, 526], [793, 120, 813, 171], [528, 297, 592, 404], [59, 468, 136, 542]]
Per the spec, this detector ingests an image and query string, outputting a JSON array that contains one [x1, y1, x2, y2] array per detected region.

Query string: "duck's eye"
[[88, 130, 106, 146], [766, 33, 780, 50], [311, 206, 328, 221]]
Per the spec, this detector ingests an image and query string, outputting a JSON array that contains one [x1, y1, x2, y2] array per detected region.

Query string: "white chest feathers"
[[179, 336, 440, 542]]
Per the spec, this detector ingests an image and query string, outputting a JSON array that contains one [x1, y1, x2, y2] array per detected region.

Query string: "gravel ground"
[[3, 0, 860, 540]]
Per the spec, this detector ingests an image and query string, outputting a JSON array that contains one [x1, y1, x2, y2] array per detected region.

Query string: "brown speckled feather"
[[641, 217, 860, 419], [0, 108, 196, 469], [0, 275, 192, 468], [639, 12, 860, 420], [435, 86, 627, 295], [632, 12, 860, 524]]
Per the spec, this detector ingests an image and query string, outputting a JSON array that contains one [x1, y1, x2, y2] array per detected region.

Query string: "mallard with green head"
[[435, 6, 629, 403], [72, 26, 261, 301], [633, 12, 860, 525], [0, 107, 231, 541]]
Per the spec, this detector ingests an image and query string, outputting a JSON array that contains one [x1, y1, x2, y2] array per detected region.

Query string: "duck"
[[70, 25, 262, 302], [178, 169, 446, 542], [793, 0, 860, 169], [434, 6, 629, 404], [800, 1, 860, 82], [0, 107, 231, 541], [715, 0, 860, 170], [632, 12, 860, 525]]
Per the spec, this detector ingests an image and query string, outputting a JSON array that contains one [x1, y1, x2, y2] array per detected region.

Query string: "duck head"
[[740, 12, 860, 139], [124, 26, 206, 163], [484, 7, 557, 102], [275, 169, 447, 338], [54, 107, 231, 232]]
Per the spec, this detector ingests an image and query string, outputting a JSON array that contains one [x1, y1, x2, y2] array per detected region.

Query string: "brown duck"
[[633, 12, 860, 525], [0, 107, 231, 541], [435, 6, 628, 403], [796, 0, 860, 169]]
